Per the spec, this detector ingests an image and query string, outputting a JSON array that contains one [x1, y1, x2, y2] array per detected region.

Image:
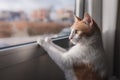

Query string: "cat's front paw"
[[37, 37, 52, 47], [37, 37, 45, 46], [44, 37, 52, 42]]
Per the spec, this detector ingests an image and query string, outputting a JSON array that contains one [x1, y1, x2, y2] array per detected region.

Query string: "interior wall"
[[102, 0, 118, 76]]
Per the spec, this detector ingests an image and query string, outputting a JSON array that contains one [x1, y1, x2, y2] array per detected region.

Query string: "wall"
[[102, 0, 118, 76]]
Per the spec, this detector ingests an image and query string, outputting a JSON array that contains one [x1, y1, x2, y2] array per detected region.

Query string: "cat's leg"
[[37, 37, 67, 53], [37, 37, 67, 70]]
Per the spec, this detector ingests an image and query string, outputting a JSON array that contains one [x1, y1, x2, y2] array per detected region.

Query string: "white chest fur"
[[63, 43, 107, 80]]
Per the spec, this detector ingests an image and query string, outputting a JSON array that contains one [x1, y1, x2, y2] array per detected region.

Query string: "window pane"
[[0, 0, 75, 48]]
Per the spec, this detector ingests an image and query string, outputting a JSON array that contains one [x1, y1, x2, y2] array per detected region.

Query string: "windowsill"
[[0, 34, 55, 49]]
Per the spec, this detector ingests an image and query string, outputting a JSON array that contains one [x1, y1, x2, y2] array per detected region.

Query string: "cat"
[[37, 13, 108, 80]]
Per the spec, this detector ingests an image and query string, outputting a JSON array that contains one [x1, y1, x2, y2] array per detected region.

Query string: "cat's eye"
[[83, 21, 89, 25], [74, 30, 78, 33]]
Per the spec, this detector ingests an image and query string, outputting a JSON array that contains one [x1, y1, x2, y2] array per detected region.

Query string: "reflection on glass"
[[0, 0, 75, 48]]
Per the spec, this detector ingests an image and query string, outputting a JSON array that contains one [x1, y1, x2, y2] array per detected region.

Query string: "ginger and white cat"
[[38, 13, 108, 80]]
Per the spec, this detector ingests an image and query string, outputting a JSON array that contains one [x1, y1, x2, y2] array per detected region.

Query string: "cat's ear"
[[83, 13, 93, 27], [74, 15, 81, 22]]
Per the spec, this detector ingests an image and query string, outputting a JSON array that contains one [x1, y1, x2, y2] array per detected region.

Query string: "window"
[[0, 0, 75, 48]]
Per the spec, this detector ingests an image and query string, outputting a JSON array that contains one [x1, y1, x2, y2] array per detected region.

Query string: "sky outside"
[[0, 0, 75, 13]]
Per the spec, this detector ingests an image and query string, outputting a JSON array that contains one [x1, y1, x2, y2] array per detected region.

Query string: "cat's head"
[[69, 13, 95, 44]]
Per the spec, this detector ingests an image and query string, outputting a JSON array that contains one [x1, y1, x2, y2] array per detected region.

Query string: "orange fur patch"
[[71, 21, 91, 34], [73, 64, 104, 80]]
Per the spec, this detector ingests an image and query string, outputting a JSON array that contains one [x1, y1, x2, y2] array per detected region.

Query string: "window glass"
[[0, 0, 75, 48]]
